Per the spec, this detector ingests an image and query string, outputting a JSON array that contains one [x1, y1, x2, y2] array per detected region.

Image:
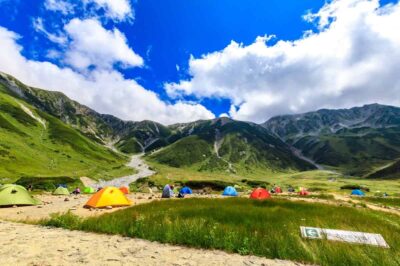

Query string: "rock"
[[69, 208, 77, 211], [137, 196, 143, 199], [148, 196, 153, 199], [147, 188, 153, 193], [12, 205, 17, 208], [105, 206, 113, 209], [37, 206, 43, 208], [151, 187, 158, 192], [64, 198, 70, 202]]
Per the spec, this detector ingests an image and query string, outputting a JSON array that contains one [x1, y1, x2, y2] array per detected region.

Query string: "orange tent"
[[84, 187, 131, 208], [119, 186, 129, 194], [250, 188, 271, 200]]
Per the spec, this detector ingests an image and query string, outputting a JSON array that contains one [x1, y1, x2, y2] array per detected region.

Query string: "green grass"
[[42, 198, 400, 266], [0, 87, 135, 183], [358, 197, 400, 208]]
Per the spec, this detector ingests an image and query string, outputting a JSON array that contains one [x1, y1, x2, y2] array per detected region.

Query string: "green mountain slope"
[[0, 79, 133, 182], [263, 105, 400, 176], [365, 159, 400, 179], [148, 118, 315, 174]]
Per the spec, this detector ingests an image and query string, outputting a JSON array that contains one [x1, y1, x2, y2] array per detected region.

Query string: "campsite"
[[1, 0, 400, 265]]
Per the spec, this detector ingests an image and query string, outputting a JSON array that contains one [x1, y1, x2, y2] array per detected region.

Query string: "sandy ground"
[[0, 220, 303, 266]]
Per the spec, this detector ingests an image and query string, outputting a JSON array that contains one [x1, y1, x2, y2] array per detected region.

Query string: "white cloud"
[[44, 0, 75, 15], [166, 0, 400, 122], [0, 26, 214, 124], [64, 18, 143, 70], [32, 17, 67, 45], [85, 0, 133, 21]]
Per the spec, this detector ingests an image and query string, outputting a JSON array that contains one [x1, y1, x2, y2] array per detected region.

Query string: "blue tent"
[[222, 186, 238, 196], [179, 186, 193, 194], [351, 189, 365, 196]]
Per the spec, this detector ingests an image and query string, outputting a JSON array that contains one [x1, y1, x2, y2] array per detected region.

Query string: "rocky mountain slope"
[[148, 117, 316, 174], [263, 105, 400, 176]]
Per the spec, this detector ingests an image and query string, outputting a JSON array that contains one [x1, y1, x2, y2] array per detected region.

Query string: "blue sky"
[[0, 0, 399, 124]]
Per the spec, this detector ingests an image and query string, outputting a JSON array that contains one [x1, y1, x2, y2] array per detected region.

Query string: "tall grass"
[[42, 198, 400, 266]]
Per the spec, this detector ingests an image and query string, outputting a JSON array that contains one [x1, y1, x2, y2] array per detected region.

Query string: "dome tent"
[[299, 189, 309, 196], [222, 186, 238, 196], [84, 187, 131, 208], [53, 186, 70, 195], [250, 188, 270, 199], [250, 188, 271, 200], [0, 184, 39, 206], [179, 186, 193, 194], [351, 189, 365, 196], [83, 187, 95, 194]]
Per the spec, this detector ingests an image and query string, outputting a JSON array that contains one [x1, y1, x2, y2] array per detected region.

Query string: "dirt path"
[[0, 220, 302, 266], [82, 154, 155, 188]]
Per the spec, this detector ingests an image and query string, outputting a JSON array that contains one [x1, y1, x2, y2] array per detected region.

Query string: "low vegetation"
[[42, 198, 399, 266]]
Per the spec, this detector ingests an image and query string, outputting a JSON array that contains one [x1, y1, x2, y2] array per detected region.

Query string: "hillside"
[[148, 118, 316, 174], [263, 105, 400, 176], [0, 75, 134, 182], [365, 159, 400, 179]]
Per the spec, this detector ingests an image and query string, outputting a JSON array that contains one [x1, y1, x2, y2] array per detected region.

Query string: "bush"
[[340, 184, 370, 192], [16, 176, 82, 191]]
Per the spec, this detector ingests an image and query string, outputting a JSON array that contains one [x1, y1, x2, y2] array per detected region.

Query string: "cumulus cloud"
[[0, 26, 214, 124], [63, 18, 143, 70], [166, 0, 400, 122], [85, 0, 133, 21]]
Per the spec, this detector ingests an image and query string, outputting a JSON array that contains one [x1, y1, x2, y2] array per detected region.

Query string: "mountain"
[[263, 104, 400, 176], [148, 117, 316, 174], [0, 73, 134, 181], [0, 72, 172, 154]]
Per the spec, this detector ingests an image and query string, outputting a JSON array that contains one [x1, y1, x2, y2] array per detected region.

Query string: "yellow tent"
[[84, 187, 131, 208]]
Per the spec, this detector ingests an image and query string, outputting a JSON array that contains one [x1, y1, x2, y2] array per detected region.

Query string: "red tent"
[[275, 187, 282, 193], [250, 188, 271, 200], [119, 186, 129, 195], [299, 189, 309, 196]]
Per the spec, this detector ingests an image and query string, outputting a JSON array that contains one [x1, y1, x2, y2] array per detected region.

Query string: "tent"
[[179, 186, 193, 195], [250, 188, 271, 200], [119, 186, 129, 195], [351, 189, 365, 196], [299, 189, 309, 196], [222, 186, 238, 196], [0, 184, 39, 206], [53, 186, 69, 195], [275, 187, 282, 193], [83, 187, 95, 194], [84, 187, 131, 208]]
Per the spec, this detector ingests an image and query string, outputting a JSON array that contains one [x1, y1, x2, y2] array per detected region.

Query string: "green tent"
[[0, 184, 39, 206], [83, 186, 95, 194], [53, 186, 70, 195]]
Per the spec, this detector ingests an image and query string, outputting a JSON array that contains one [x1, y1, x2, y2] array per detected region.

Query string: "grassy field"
[[0, 86, 135, 183], [358, 197, 400, 208], [42, 198, 400, 266], [142, 160, 400, 195]]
